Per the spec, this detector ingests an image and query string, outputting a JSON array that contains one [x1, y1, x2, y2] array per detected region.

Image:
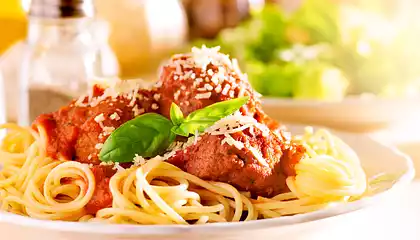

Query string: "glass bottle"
[[0, 0, 119, 126]]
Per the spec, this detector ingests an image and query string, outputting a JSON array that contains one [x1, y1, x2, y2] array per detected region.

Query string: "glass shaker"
[[0, 0, 119, 126]]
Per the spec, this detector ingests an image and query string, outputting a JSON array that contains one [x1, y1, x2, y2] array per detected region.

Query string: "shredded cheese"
[[204, 84, 213, 91], [95, 143, 104, 150], [221, 133, 244, 150], [214, 85, 222, 93], [113, 162, 125, 172], [193, 130, 199, 145], [110, 112, 120, 120], [195, 92, 212, 99], [238, 87, 246, 97], [133, 154, 146, 166], [74, 95, 88, 107], [99, 161, 114, 166], [94, 113, 105, 123], [103, 127, 115, 136], [151, 103, 159, 110], [229, 90, 235, 98], [222, 84, 231, 95], [206, 112, 268, 135], [248, 145, 270, 168], [174, 90, 181, 101]]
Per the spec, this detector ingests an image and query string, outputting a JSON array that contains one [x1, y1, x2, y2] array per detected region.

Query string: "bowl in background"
[[262, 96, 420, 132]]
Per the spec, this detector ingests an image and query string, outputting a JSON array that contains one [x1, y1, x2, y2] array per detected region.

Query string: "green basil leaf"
[[178, 96, 249, 136], [99, 113, 174, 163], [170, 102, 185, 126], [171, 125, 190, 137]]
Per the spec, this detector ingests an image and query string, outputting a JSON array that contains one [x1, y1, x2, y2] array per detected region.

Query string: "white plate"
[[262, 96, 420, 132], [0, 126, 415, 240]]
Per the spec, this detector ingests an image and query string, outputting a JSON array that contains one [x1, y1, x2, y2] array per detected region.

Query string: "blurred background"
[[2, 0, 420, 97], [1, 0, 420, 131]]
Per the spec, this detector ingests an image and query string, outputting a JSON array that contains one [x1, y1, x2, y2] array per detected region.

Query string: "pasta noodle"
[[0, 124, 370, 225]]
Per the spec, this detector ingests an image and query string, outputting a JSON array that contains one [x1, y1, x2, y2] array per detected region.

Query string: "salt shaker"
[[0, 0, 119, 126]]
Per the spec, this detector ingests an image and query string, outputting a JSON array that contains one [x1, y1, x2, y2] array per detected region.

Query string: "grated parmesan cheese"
[[74, 95, 88, 107], [113, 162, 125, 172], [154, 80, 163, 88], [132, 105, 145, 116], [103, 126, 115, 136], [204, 83, 213, 91], [221, 133, 244, 150], [99, 161, 114, 166], [94, 113, 105, 123], [133, 154, 146, 166], [110, 112, 120, 120], [191, 45, 234, 71], [221, 84, 231, 95], [184, 70, 193, 80], [232, 59, 242, 75], [153, 94, 161, 101], [205, 111, 270, 137], [95, 143, 104, 150], [174, 90, 181, 101], [211, 75, 219, 85], [214, 85, 222, 93], [249, 125, 255, 136], [151, 103, 159, 110], [193, 130, 199, 145], [195, 92, 212, 99], [248, 145, 270, 168], [229, 90, 235, 98], [238, 87, 246, 97], [195, 78, 203, 84]]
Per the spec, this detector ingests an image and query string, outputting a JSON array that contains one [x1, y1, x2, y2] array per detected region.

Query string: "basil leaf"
[[176, 96, 249, 136], [99, 113, 174, 163], [171, 125, 189, 137], [170, 102, 185, 126]]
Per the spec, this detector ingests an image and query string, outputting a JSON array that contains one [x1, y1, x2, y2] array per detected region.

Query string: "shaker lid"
[[28, 0, 95, 18]]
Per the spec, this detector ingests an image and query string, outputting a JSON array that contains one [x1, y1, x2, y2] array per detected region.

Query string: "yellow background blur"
[[0, 0, 27, 55]]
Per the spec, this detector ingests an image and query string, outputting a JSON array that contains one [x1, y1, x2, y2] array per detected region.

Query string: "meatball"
[[156, 46, 286, 136], [32, 84, 160, 164], [156, 46, 262, 119], [167, 126, 306, 197]]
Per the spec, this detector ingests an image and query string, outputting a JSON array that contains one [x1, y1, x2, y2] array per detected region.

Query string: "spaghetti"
[[0, 123, 368, 224]]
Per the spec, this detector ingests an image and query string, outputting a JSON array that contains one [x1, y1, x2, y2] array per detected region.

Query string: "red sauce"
[[32, 85, 159, 212], [30, 50, 306, 214], [85, 165, 115, 214]]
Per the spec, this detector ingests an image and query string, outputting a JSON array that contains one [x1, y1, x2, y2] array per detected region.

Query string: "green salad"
[[192, 0, 420, 100]]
